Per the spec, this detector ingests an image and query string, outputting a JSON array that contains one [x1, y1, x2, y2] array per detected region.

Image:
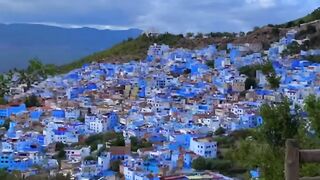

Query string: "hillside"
[[59, 28, 289, 74], [59, 8, 320, 74], [58, 33, 235, 73], [280, 7, 320, 28], [0, 23, 142, 72]]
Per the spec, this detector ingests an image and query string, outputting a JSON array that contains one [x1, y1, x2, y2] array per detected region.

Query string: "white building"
[[85, 114, 107, 133], [124, 166, 135, 180], [147, 43, 170, 58], [98, 152, 111, 171], [189, 137, 217, 158], [65, 147, 91, 163], [44, 123, 79, 145], [65, 108, 81, 120]]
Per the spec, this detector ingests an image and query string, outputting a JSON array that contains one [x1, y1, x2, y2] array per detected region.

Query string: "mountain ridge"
[[0, 23, 142, 72]]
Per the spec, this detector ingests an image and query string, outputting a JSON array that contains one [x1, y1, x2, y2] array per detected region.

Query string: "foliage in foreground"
[[224, 97, 320, 179]]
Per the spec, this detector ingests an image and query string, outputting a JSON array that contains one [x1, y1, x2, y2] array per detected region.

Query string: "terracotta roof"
[[138, 147, 154, 153], [109, 146, 131, 155]]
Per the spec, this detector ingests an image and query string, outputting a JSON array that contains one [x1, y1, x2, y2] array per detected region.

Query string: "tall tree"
[[305, 95, 320, 137], [260, 99, 300, 147], [18, 59, 57, 90], [0, 74, 10, 98]]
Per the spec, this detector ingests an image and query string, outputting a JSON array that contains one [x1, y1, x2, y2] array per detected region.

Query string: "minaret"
[[125, 136, 131, 150]]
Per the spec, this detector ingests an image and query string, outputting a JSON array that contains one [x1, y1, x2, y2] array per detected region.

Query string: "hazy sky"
[[0, 0, 319, 33]]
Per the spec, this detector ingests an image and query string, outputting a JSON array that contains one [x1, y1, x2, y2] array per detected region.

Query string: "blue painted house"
[[106, 112, 119, 130], [52, 109, 65, 119], [30, 110, 42, 121]]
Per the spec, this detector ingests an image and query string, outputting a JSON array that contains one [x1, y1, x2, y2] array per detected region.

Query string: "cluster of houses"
[[0, 29, 319, 180]]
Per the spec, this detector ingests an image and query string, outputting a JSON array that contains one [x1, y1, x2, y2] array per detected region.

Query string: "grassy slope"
[[280, 7, 320, 27], [58, 33, 233, 73]]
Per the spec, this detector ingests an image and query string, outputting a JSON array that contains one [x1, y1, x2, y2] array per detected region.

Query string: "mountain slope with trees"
[[59, 7, 320, 73]]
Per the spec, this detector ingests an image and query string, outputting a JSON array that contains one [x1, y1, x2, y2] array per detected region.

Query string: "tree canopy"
[[260, 99, 300, 147]]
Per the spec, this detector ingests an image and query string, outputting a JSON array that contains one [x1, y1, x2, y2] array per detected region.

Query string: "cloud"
[[0, 0, 319, 33], [246, 0, 276, 8]]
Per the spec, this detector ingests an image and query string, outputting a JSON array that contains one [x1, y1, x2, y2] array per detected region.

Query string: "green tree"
[[130, 137, 152, 152], [230, 140, 284, 180], [55, 142, 66, 160], [271, 27, 280, 36], [304, 95, 320, 137], [19, 59, 57, 90], [110, 133, 125, 146], [55, 142, 65, 151], [186, 32, 194, 38], [260, 99, 300, 148], [84, 155, 96, 161], [18, 70, 32, 90], [195, 32, 203, 39], [192, 157, 207, 170], [110, 160, 121, 172], [298, 19, 305, 25], [214, 127, 226, 136], [0, 97, 8, 105], [27, 59, 56, 79], [0, 169, 19, 180], [206, 60, 215, 69], [286, 21, 294, 28], [25, 94, 41, 107], [267, 73, 281, 89], [206, 159, 232, 172], [228, 96, 320, 179], [282, 41, 301, 56], [0, 74, 10, 98], [261, 61, 274, 75], [77, 117, 85, 123], [2, 118, 11, 130], [245, 77, 257, 90], [57, 150, 66, 159]]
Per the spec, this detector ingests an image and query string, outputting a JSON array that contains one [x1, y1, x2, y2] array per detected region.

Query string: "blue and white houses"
[[189, 137, 217, 158]]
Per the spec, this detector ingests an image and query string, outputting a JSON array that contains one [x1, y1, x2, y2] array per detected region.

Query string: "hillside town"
[[0, 25, 319, 180]]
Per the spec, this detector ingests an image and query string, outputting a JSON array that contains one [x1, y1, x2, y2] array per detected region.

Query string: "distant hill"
[[57, 7, 320, 73], [0, 23, 142, 72]]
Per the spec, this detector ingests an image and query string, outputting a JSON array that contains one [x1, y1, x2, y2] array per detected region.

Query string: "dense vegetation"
[[80, 131, 125, 151], [54, 142, 66, 160], [239, 61, 280, 89], [130, 136, 152, 152], [205, 60, 215, 69], [192, 157, 232, 172], [198, 97, 320, 179], [305, 55, 320, 63], [24, 94, 42, 108], [0, 59, 57, 104]]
